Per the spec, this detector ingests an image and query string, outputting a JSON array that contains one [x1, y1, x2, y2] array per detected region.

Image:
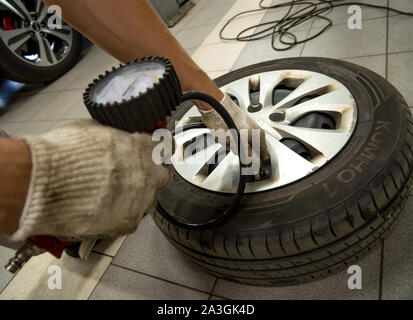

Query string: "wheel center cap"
[[31, 22, 41, 32]]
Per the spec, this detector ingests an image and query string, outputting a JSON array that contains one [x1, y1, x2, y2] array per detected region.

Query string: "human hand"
[[11, 119, 171, 241], [199, 93, 269, 167]]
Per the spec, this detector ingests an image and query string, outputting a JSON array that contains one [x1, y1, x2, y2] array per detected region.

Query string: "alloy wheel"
[[0, 0, 73, 67], [171, 69, 358, 193]]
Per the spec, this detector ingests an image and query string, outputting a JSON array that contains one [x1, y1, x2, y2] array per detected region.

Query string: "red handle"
[[30, 236, 69, 259], [142, 119, 168, 134]]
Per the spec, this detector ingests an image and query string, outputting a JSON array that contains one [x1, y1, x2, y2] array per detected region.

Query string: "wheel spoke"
[[174, 128, 211, 146], [41, 28, 72, 44], [0, 27, 31, 48], [271, 122, 350, 158], [222, 77, 250, 111], [43, 37, 58, 64], [258, 71, 284, 108], [35, 33, 55, 66], [265, 134, 318, 186], [35, 0, 42, 15], [200, 152, 239, 192], [37, 1, 49, 22], [176, 106, 201, 127], [8, 33, 30, 51], [283, 87, 355, 124], [269, 73, 338, 112], [173, 143, 223, 179], [0, 0, 31, 20]]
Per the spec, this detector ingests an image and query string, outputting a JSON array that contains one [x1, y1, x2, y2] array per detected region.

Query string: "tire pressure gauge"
[[84, 57, 181, 133], [83, 56, 247, 230]]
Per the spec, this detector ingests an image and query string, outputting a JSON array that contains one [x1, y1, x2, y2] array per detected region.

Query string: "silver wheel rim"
[[171, 69, 358, 194], [0, 0, 73, 67]]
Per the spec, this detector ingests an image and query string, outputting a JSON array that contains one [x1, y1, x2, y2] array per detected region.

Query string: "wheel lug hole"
[[269, 112, 285, 122], [248, 103, 263, 113]]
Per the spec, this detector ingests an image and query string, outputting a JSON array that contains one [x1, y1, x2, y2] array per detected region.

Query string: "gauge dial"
[[92, 61, 166, 104], [84, 57, 181, 133]]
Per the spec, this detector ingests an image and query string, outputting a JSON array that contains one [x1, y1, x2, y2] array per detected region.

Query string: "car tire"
[[153, 57, 413, 286], [0, 30, 82, 84], [0, 1, 82, 84]]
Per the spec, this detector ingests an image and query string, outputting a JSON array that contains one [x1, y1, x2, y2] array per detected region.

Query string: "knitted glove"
[[199, 93, 269, 161], [10, 119, 171, 242]]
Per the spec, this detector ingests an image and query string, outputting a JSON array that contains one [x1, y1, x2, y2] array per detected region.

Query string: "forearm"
[[0, 138, 31, 235], [43, 0, 223, 109]]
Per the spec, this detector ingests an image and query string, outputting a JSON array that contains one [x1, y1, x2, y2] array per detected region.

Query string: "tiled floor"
[[0, 0, 412, 300]]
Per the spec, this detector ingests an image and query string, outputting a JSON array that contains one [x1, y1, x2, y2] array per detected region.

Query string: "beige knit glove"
[[199, 93, 269, 161], [10, 120, 171, 242]]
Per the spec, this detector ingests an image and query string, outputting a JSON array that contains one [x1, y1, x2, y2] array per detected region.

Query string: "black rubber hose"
[[220, 0, 413, 51], [156, 91, 248, 230]]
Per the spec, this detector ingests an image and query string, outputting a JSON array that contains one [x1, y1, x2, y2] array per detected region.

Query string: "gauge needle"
[[122, 77, 139, 98]]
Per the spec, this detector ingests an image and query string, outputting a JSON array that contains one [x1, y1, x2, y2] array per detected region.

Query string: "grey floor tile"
[[113, 215, 216, 292], [207, 0, 236, 7], [62, 101, 91, 120], [0, 252, 111, 300], [41, 66, 90, 93], [342, 55, 386, 78], [388, 51, 413, 106], [31, 90, 83, 121], [302, 18, 387, 59], [66, 65, 111, 91], [93, 236, 127, 257], [14, 121, 57, 136], [231, 30, 307, 70], [213, 248, 381, 300], [207, 69, 230, 79], [0, 246, 15, 294], [388, 15, 413, 53], [389, 0, 413, 14], [0, 122, 23, 136], [51, 120, 75, 129], [75, 45, 119, 69], [183, 2, 235, 29], [45, 65, 110, 95], [0, 92, 59, 122], [382, 196, 413, 300], [188, 41, 246, 72], [90, 265, 209, 300], [175, 24, 217, 49], [172, 0, 211, 30]]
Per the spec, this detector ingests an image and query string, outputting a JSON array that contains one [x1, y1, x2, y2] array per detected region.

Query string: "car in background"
[[0, 0, 82, 84]]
